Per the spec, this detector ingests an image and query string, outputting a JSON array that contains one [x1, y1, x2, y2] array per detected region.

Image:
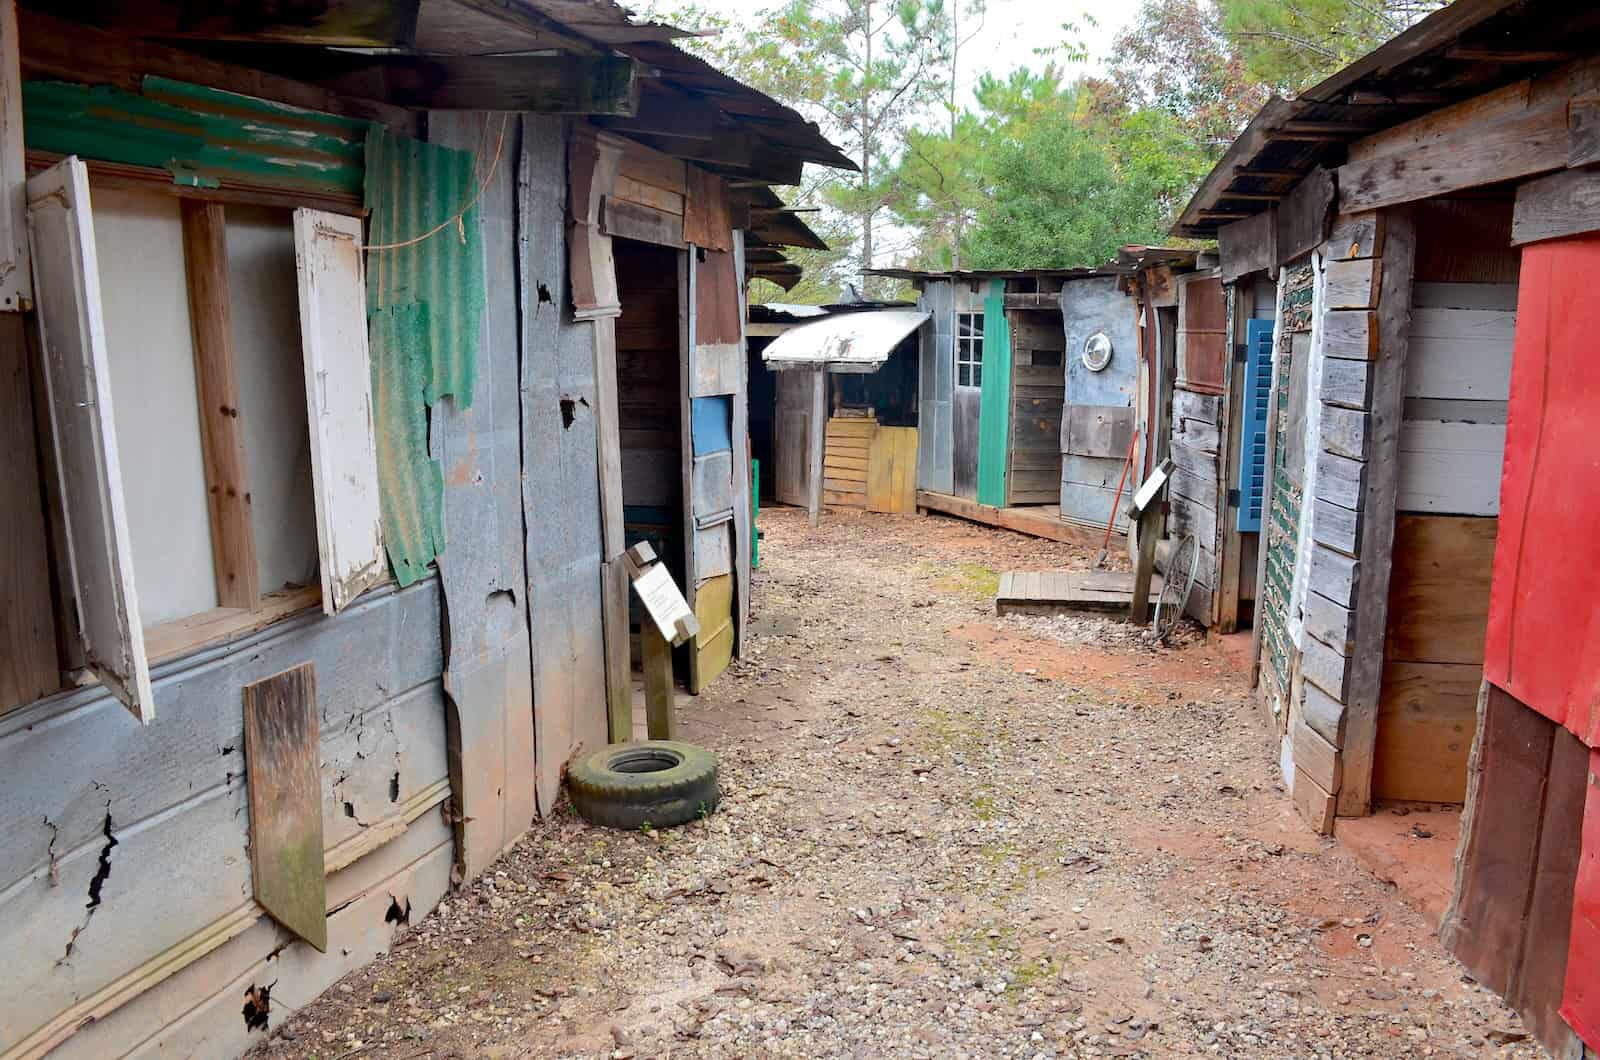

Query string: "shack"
[[1180, 0, 1600, 1049], [754, 304, 925, 520], [0, 3, 849, 1056], [874, 260, 1198, 548]]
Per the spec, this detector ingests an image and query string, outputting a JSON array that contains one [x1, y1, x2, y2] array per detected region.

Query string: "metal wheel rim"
[[1155, 533, 1199, 640]]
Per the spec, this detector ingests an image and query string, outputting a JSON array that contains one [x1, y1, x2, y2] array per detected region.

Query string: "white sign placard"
[[632, 563, 699, 646]]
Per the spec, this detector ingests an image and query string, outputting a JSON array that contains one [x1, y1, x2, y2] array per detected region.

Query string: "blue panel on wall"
[[1237, 318, 1275, 532], [691, 396, 732, 455]]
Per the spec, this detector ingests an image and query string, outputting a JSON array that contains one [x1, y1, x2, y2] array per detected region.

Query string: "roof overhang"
[[1175, 0, 1600, 239], [761, 309, 929, 373]]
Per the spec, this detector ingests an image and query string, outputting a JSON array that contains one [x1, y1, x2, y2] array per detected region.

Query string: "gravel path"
[[253, 507, 1541, 1059]]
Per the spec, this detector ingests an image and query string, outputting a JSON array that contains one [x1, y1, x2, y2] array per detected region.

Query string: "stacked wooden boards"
[[821, 415, 918, 514]]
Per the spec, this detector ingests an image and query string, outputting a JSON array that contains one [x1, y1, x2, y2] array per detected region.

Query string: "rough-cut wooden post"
[[807, 367, 826, 527], [1130, 501, 1161, 625], [1337, 206, 1415, 817], [181, 199, 260, 610], [642, 622, 674, 740], [568, 126, 633, 744]]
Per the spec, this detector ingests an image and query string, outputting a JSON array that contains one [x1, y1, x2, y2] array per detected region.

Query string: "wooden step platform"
[[996, 569, 1163, 616], [917, 490, 1121, 550]]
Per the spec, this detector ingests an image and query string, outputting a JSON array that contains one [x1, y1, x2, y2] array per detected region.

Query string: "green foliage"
[[1107, 0, 1269, 150], [1216, 0, 1445, 92], [961, 93, 1206, 270], [641, 0, 1439, 286]]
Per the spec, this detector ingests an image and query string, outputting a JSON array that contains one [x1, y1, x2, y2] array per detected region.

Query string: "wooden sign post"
[[1129, 459, 1173, 626], [623, 542, 699, 740]]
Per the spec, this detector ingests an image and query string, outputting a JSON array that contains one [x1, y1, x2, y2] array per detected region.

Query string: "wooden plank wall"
[[1444, 684, 1588, 1058], [1374, 516, 1496, 802], [1280, 208, 1416, 831], [1058, 276, 1139, 528], [1005, 308, 1064, 505], [822, 415, 874, 509], [1169, 388, 1221, 623], [1370, 198, 1516, 806], [915, 280, 955, 495]]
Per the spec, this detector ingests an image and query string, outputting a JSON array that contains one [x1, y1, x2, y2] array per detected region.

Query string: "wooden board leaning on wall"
[[1374, 515, 1497, 804]]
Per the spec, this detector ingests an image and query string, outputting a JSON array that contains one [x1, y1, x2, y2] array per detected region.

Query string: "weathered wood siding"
[[915, 280, 954, 495], [1004, 309, 1064, 506], [1058, 276, 1138, 529]]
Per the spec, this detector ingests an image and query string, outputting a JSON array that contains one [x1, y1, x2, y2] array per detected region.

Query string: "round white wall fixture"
[[1082, 331, 1113, 372]]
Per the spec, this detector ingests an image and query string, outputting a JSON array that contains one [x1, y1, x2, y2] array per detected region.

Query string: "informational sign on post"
[[623, 542, 699, 646]]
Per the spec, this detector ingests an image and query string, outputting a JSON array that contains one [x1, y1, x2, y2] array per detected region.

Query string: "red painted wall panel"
[[1561, 749, 1600, 1048], [1484, 236, 1600, 748]]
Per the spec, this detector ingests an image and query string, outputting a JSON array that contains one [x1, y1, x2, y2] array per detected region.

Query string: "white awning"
[[760, 308, 929, 372]]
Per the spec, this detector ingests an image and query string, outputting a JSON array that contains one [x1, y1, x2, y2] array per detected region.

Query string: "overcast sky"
[[676, 0, 1137, 108]]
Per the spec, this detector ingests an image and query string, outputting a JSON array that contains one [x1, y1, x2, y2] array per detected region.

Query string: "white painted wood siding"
[[25, 156, 152, 721], [292, 209, 385, 614]]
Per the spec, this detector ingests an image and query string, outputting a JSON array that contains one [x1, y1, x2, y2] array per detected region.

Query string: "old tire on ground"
[[567, 740, 720, 831]]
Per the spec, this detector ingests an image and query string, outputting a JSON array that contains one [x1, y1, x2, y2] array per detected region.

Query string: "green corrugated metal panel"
[[975, 278, 1012, 506], [364, 125, 484, 408], [21, 78, 365, 195], [370, 304, 446, 587], [363, 126, 485, 583]]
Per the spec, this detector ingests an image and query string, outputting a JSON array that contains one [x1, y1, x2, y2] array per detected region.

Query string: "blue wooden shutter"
[[1236, 319, 1275, 532]]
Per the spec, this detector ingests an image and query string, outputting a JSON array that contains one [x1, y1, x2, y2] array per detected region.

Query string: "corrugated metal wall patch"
[[22, 77, 366, 197]]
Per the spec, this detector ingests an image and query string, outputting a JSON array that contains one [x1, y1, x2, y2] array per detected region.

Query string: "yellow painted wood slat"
[[866, 426, 918, 513], [690, 572, 735, 693]]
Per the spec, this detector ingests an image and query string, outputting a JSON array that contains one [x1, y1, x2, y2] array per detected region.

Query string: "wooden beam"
[[1233, 166, 1307, 179], [17, 8, 414, 131], [807, 368, 825, 527], [316, 53, 640, 113], [56, 1, 421, 47], [1446, 46, 1574, 63], [1277, 166, 1335, 264], [0, 311, 58, 712], [1338, 79, 1567, 213], [1218, 209, 1277, 283], [600, 195, 685, 248], [180, 199, 260, 610], [1130, 502, 1161, 625], [596, 85, 718, 140], [642, 617, 674, 739], [1215, 282, 1250, 634], [1337, 205, 1416, 818], [1512, 166, 1600, 244]]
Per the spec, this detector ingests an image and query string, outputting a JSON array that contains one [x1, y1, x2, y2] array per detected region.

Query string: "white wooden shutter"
[[26, 156, 152, 721], [292, 209, 384, 615]]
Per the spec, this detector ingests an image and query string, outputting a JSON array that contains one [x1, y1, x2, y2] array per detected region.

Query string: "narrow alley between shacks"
[[255, 510, 1536, 1060]]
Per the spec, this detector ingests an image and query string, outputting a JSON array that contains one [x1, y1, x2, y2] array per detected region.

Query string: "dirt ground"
[[251, 507, 1543, 1059]]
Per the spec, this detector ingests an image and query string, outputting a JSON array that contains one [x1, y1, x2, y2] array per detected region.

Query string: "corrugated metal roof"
[[761, 308, 929, 372], [21, 75, 366, 197]]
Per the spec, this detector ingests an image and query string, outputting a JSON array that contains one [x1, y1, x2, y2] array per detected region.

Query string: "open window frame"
[[24, 155, 387, 722]]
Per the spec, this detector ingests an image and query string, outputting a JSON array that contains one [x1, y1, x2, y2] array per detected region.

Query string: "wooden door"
[[952, 308, 982, 498], [773, 368, 812, 507], [26, 155, 153, 721]]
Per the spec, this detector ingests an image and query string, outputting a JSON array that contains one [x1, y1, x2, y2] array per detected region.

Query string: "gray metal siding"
[[0, 581, 448, 1056], [1059, 277, 1139, 527], [917, 280, 955, 494], [518, 115, 608, 812]]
